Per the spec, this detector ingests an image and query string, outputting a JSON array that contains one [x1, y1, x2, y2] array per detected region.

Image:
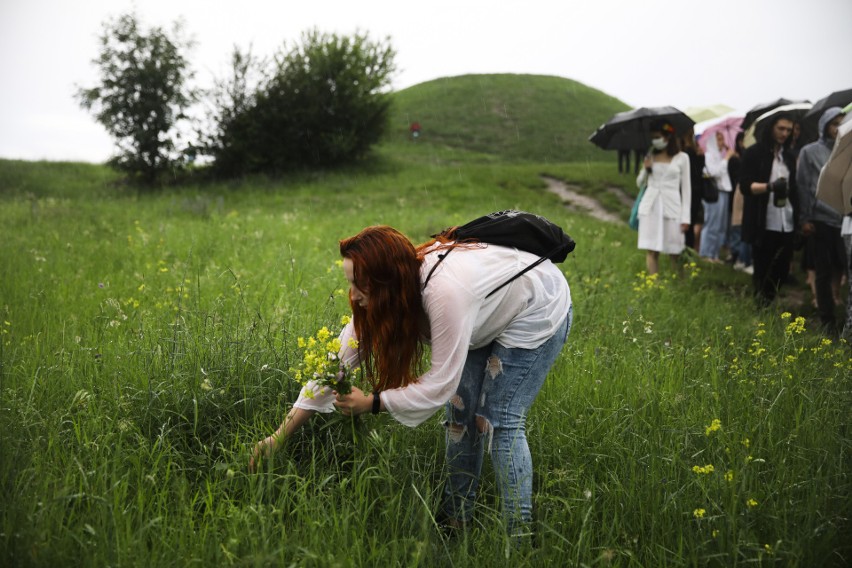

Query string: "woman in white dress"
[[636, 119, 692, 274]]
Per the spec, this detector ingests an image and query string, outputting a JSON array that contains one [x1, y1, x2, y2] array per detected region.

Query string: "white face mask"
[[651, 137, 668, 151]]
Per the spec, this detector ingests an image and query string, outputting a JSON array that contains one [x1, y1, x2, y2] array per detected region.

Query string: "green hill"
[[386, 73, 629, 162]]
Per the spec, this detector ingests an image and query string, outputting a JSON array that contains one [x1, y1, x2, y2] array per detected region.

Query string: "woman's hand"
[[680, 223, 689, 234], [643, 156, 653, 171], [333, 387, 372, 416], [249, 435, 277, 473]]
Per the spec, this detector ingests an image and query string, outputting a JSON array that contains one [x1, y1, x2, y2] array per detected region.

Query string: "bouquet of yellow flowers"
[[292, 317, 362, 398]]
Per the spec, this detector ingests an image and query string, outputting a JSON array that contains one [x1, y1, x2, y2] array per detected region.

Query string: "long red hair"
[[339, 226, 426, 391]]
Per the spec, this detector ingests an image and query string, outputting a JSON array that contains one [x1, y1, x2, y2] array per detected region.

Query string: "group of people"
[[634, 109, 851, 336]]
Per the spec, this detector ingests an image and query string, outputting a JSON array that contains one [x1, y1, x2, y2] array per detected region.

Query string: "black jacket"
[[739, 141, 799, 245]]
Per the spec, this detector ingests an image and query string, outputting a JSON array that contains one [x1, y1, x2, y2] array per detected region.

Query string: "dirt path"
[[541, 175, 627, 225]]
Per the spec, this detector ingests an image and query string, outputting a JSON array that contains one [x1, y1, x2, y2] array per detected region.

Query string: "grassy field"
[[0, 74, 849, 567], [1, 152, 849, 567]]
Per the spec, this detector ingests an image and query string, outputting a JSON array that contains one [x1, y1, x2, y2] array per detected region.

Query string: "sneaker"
[[733, 260, 746, 271], [743, 265, 754, 275]]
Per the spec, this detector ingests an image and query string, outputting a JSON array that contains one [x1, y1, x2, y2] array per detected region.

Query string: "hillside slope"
[[386, 74, 629, 162]]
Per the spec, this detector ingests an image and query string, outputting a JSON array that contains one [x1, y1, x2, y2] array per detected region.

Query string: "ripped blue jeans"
[[441, 306, 572, 536]]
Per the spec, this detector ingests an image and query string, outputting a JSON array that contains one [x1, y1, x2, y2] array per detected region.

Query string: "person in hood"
[[797, 106, 847, 332]]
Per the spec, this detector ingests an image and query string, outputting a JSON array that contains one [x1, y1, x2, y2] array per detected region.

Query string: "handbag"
[[702, 168, 719, 203], [629, 183, 646, 231]]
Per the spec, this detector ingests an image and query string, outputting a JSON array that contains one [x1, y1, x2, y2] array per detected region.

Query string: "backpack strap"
[[422, 244, 561, 298], [484, 242, 563, 298], [422, 248, 451, 290]]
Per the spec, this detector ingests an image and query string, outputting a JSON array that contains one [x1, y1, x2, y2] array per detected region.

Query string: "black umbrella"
[[747, 102, 816, 147], [803, 88, 852, 122], [741, 98, 809, 131], [589, 106, 695, 151]]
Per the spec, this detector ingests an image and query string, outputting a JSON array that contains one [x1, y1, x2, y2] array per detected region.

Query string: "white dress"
[[636, 152, 692, 254]]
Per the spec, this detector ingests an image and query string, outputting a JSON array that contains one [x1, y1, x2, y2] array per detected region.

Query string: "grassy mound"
[[385, 73, 629, 162]]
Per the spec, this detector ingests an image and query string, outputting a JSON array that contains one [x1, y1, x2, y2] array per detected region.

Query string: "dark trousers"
[[618, 150, 630, 173], [752, 230, 795, 306], [812, 221, 846, 327]]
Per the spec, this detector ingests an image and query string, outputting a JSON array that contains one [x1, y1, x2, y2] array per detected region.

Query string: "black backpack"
[[424, 210, 576, 297]]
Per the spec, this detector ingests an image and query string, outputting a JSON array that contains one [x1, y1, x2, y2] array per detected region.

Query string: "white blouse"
[[293, 243, 572, 426]]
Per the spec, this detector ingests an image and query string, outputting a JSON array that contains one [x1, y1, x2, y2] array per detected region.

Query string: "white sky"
[[1, 0, 850, 163]]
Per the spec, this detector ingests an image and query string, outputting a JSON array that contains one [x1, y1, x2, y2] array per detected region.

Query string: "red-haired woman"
[[636, 119, 692, 274], [251, 225, 572, 538]]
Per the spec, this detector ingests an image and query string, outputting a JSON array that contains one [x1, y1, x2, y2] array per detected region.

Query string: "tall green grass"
[[1, 158, 849, 567]]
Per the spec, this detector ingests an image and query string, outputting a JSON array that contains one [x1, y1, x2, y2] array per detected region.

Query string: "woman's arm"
[[249, 322, 361, 471], [249, 406, 316, 472]]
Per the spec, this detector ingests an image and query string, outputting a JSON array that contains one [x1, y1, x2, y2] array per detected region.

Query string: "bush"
[[203, 30, 396, 177]]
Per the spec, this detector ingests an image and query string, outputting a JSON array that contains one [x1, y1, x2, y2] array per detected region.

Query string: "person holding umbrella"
[[635, 119, 692, 275], [740, 112, 800, 307], [796, 106, 847, 333]]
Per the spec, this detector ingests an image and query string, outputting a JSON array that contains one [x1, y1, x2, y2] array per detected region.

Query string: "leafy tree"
[[200, 46, 267, 177], [204, 30, 396, 176], [77, 12, 196, 184]]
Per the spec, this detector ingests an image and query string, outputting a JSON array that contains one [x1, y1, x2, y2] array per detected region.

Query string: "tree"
[[204, 30, 396, 176], [77, 12, 196, 184]]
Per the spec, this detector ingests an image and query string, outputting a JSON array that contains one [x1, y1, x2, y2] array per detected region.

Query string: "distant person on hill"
[[250, 225, 572, 540], [680, 129, 705, 251], [796, 107, 846, 332], [409, 121, 422, 140], [740, 112, 800, 307], [700, 131, 735, 261], [635, 119, 692, 275]]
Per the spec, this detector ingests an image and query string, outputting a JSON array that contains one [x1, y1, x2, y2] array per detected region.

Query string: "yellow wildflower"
[[746, 498, 758, 508], [347, 337, 359, 349], [705, 419, 722, 436], [724, 470, 734, 482], [692, 464, 715, 475], [340, 315, 351, 326], [693, 508, 706, 519]]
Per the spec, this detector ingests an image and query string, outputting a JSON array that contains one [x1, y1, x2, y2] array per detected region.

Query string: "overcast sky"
[[1, 0, 850, 163]]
